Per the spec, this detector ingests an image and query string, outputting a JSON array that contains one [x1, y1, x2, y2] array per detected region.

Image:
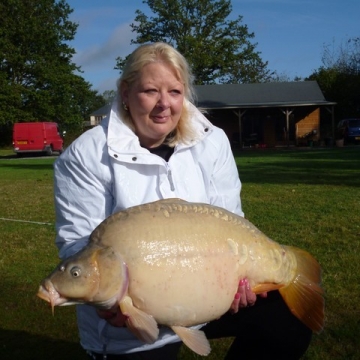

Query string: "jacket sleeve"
[[54, 133, 113, 259], [208, 128, 244, 217]]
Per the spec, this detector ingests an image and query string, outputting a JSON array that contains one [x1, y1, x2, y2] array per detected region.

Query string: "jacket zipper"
[[166, 165, 175, 191]]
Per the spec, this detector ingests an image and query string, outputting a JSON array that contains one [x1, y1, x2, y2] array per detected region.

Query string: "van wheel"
[[46, 146, 53, 156]]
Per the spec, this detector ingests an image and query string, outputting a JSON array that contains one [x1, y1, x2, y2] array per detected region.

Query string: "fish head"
[[37, 245, 129, 312]]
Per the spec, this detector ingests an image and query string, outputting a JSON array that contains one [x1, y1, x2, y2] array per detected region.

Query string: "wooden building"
[[85, 104, 111, 127], [195, 81, 336, 148]]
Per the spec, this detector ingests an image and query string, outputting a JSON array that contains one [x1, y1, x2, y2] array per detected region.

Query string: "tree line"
[[0, 0, 359, 146], [308, 38, 360, 120], [0, 0, 106, 145]]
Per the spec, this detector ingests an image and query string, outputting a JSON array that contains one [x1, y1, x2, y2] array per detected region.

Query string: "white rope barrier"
[[0, 217, 53, 226]]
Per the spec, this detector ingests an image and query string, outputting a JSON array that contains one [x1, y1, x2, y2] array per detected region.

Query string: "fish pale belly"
[[127, 250, 240, 326]]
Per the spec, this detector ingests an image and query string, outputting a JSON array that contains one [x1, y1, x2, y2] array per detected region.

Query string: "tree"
[[321, 38, 360, 75], [0, 0, 106, 145], [115, 0, 272, 84], [308, 37, 360, 119], [102, 90, 117, 104]]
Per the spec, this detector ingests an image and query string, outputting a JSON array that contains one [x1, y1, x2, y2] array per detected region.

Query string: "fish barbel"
[[37, 199, 324, 356]]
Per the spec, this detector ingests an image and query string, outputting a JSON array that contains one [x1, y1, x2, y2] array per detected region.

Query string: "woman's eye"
[[144, 89, 157, 94]]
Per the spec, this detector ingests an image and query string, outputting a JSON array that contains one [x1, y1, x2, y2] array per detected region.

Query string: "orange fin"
[[171, 325, 211, 356], [119, 296, 159, 344], [251, 283, 284, 294], [279, 246, 324, 333]]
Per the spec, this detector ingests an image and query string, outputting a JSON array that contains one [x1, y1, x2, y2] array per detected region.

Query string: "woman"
[[54, 42, 312, 359]]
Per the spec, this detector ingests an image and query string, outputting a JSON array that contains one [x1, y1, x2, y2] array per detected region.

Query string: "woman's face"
[[122, 62, 185, 148]]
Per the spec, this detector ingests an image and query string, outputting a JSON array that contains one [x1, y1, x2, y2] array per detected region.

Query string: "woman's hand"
[[97, 306, 128, 327], [230, 278, 267, 314]]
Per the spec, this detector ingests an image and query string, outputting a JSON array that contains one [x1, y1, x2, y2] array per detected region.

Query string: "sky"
[[66, 0, 359, 93]]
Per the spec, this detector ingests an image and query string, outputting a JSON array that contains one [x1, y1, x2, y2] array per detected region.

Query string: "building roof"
[[195, 81, 335, 109], [90, 81, 336, 118], [91, 104, 112, 116]]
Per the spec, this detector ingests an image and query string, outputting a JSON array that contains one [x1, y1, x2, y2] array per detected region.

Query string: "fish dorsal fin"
[[156, 198, 187, 204], [119, 296, 159, 344], [171, 325, 211, 356]]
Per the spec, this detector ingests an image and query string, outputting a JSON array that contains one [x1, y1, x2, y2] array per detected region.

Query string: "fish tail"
[[279, 245, 324, 333]]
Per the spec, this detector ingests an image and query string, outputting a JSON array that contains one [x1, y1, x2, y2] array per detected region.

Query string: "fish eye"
[[70, 266, 81, 278]]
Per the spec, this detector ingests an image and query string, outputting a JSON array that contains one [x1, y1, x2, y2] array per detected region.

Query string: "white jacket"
[[54, 100, 243, 354]]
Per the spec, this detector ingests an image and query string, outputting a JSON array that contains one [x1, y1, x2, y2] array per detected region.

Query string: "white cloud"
[[73, 23, 136, 69]]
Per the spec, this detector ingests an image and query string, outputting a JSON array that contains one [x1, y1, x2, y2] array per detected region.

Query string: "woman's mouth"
[[152, 115, 169, 123]]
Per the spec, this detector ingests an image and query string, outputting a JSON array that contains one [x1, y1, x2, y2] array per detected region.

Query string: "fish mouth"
[[37, 279, 70, 314]]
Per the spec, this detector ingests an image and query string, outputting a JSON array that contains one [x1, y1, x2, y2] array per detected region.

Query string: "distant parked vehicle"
[[13, 122, 64, 156], [336, 118, 360, 144]]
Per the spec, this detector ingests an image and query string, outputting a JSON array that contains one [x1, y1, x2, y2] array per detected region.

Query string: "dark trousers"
[[87, 291, 312, 360]]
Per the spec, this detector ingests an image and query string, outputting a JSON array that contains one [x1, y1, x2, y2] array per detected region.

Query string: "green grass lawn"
[[0, 147, 359, 359]]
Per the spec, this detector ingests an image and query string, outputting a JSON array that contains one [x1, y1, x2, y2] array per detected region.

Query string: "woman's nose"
[[157, 92, 170, 109]]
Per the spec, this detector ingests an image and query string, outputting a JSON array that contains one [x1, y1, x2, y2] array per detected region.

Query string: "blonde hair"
[[117, 42, 197, 146]]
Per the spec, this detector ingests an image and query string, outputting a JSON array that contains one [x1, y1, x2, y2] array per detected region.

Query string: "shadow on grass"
[[0, 152, 61, 159], [0, 154, 18, 159], [0, 329, 87, 360], [235, 147, 360, 187]]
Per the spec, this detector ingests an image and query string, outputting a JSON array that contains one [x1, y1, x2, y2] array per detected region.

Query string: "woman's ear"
[[120, 82, 129, 104]]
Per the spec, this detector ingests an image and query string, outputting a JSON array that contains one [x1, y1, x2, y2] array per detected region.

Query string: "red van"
[[13, 122, 64, 156]]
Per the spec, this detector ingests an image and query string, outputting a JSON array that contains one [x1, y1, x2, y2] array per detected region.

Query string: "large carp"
[[38, 199, 324, 356]]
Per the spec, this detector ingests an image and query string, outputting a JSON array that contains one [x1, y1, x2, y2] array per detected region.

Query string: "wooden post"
[[233, 109, 247, 147], [281, 108, 294, 147]]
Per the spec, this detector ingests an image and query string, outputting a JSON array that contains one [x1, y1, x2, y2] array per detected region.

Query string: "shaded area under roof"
[[194, 81, 336, 109]]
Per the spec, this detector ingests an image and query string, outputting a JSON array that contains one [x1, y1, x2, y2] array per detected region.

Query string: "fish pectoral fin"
[[171, 325, 211, 356], [251, 283, 284, 294], [119, 296, 159, 344]]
